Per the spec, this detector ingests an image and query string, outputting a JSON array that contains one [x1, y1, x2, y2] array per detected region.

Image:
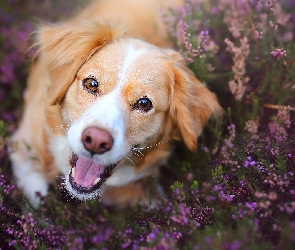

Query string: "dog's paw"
[[11, 152, 49, 207], [17, 168, 49, 208]]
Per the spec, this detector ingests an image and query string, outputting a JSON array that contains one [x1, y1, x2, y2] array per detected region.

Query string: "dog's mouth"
[[64, 153, 120, 201]]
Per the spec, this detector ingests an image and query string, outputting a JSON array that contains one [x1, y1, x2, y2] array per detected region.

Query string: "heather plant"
[[1, 0, 295, 249], [162, 0, 295, 127]]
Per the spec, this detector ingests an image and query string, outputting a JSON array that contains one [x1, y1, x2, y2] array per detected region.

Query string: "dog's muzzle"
[[63, 153, 121, 201], [64, 126, 121, 200]]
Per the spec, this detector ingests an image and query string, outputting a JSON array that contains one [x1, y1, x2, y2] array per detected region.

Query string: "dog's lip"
[[68, 153, 119, 195]]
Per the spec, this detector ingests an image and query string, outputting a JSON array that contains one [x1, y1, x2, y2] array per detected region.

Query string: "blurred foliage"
[[1, 0, 295, 249]]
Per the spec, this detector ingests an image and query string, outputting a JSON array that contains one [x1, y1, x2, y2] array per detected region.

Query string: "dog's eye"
[[83, 78, 99, 93], [134, 97, 153, 112]]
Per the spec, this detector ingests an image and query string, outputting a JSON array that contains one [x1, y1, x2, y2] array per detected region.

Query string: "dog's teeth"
[[93, 177, 101, 186], [99, 165, 105, 175], [71, 167, 76, 178]]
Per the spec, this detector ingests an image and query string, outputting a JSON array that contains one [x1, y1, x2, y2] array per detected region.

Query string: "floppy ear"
[[166, 50, 222, 152], [35, 20, 125, 105]]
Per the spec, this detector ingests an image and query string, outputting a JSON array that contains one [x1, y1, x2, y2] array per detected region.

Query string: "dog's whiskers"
[[50, 124, 70, 131], [50, 142, 69, 150], [130, 140, 169, 160], [58, 103, 73, 125], [57, 103, 67, 116], [124, 155, 136, 166], [130, 147, 145, 160], [131, 150, 141, 157], [132, 140, 169, 151], [49, 104, 72, 132], [135, 148, 145, 156]]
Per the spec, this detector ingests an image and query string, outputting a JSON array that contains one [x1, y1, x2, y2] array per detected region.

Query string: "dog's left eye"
[[83, 78, 99, 93], [134, 97, 153, 112]]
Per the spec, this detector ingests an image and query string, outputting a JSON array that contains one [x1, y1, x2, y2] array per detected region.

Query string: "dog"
[[9, 0, 222, 208]]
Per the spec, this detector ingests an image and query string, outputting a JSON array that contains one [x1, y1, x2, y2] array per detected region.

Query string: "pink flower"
[[225, 37, 250, 100], [270, 48, 287, 60]]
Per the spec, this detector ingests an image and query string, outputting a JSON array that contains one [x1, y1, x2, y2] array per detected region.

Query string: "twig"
[[264, 104, 295, 111], [242, 175, 255, 193], [245, 0, 258, 41]]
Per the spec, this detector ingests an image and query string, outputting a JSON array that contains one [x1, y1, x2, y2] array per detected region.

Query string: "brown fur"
[[36, 21, 126, 105], [10, 0, 222, 208]]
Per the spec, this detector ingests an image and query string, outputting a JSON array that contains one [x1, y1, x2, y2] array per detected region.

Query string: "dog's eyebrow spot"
[[118, 46, 147, 86]]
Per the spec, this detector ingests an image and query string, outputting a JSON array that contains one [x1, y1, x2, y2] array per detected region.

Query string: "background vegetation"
[[1, 0, 295, 249]]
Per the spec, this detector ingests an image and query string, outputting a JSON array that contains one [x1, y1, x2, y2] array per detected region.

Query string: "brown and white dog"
[[10, 0, 222, 207]]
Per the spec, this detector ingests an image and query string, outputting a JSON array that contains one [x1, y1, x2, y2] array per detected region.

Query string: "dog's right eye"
[[83, 78, 99, 93], [134, 97, 153, 112]]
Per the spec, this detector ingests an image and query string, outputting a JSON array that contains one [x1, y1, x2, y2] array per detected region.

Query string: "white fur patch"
[[49, 135, 71, 175], [105, 165, 136, 186], [10, 152, 48, 207], [105, 164, 150, 187], [118, 46, 146, 86]]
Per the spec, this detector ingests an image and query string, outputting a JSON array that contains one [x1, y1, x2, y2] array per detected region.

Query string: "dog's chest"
[[105, 164, 146, 187]]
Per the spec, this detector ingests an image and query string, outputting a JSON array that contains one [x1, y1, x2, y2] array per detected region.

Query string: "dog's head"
[[37, 20, 222, 200]]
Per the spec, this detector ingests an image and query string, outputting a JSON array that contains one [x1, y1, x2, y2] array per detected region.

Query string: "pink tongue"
[[73, 157, 105, 187]]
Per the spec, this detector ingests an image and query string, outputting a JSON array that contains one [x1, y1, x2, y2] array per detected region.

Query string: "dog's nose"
[[81, 126, 114, 154]]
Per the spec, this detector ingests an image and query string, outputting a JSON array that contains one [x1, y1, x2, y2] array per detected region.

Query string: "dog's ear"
[[165, 50, 222, 152], [35, 20, 125, 105]]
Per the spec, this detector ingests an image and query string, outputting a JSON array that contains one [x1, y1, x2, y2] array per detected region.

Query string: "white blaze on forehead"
[[118, 46, 147, 86]]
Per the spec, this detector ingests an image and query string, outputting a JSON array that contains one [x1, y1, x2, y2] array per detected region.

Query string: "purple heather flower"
[[149, 232, 156, 239], [121, 242, 130, 249], [231, 214, 237, 219], [270, 48, 287, 60], [164, 206, 171, 212], [244, 156, 256, 167], [230, 240, 241, 250], [8, 240, 17, 247], [245, 202, 257, 211], [206, 196, 216, 202]]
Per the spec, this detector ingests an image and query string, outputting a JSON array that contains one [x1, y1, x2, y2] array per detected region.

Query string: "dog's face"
[[62, 40, 173, 199], [38, 21, 221, 201]]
